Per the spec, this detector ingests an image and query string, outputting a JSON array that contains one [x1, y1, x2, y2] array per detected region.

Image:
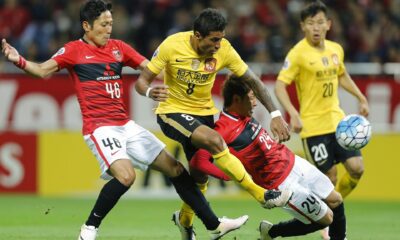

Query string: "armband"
[[14, 56, 27, 69], [145, 87, 153, 98], [270, 110, 282, 119]]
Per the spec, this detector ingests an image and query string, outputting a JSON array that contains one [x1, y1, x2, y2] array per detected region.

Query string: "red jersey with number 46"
[[52, 39, 145, 134], [217, 111, 295, 189]]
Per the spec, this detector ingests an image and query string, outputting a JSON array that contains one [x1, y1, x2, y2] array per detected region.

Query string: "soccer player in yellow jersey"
[[275, 1, 369, 239], [136, 8, 292, 240]]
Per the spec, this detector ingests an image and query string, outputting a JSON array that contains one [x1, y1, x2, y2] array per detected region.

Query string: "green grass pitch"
[[0, 195, 399, 239]]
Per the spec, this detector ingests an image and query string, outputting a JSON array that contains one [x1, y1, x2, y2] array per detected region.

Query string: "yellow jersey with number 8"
[[147, 31, 248, 115]]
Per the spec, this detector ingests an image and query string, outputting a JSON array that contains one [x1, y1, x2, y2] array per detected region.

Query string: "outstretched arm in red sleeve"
[[190, 149, 231, 181]]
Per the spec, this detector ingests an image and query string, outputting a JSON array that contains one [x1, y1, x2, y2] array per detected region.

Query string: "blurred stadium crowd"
[[0, 0, 399, 63]]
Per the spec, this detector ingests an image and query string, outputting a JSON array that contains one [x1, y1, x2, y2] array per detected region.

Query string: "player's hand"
[[290, 114, 303, 133], [359, 98, 369, 117], [270, 116, 290, 143], [263, 188, 293, 209], [1, 39, 20, 63], [148, 85, 169, 102]]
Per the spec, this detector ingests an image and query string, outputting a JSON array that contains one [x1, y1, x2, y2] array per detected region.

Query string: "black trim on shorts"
[[157, 113, 214, 161], [302, 132, 361, 173]]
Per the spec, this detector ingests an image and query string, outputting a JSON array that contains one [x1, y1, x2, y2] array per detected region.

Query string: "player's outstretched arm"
[[238, 69, 290, 142], [275, 80, 303, 133], [2, 39, 58, 78], [339, 71, 369, 117], [135, 66, 169, 101]]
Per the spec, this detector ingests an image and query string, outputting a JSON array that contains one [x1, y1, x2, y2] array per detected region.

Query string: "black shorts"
[[302, 132, 361, 173], [157, 113, 215, 161]]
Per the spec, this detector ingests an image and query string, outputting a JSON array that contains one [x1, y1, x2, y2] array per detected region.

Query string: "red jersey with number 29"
[[52, 39, 145, 135], [216, 111, 295, 189]]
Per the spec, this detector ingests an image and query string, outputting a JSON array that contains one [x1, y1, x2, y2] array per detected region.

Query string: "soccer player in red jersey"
[[0, 1, 270, 239], [190, 76, 347, 240]]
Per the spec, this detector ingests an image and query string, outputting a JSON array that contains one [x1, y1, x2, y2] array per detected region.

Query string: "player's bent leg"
[[337, 156, 364, 198], [323, 189, 346, 240], [78, 159, 134, 240]]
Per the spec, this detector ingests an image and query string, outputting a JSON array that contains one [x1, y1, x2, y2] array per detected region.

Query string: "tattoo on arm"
[[240, 69, 277, 112]]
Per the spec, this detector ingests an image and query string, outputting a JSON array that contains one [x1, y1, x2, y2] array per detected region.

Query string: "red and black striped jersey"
[[216, 111, 295, 189], [52, 39, 145, 134]]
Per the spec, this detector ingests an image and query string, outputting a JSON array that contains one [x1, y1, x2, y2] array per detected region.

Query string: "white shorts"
[[278, 156, 334, 223], [84, 120, 165, 180]]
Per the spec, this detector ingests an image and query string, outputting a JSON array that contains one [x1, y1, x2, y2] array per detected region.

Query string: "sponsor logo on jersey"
[[204, 58, 217, 72]]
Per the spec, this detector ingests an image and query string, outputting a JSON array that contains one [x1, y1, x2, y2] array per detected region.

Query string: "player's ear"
[[194, 31, 201, 39], [82, 21, 91, 32]]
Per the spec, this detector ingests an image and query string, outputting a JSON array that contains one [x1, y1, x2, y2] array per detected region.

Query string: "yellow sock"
[[336, 172, 359, 198], [213, 148, 266, 203], [179, 181, 208, 228]]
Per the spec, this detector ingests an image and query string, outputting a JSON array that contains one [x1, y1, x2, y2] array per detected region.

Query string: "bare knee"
[[348, 165, 364, 180], [325, 190, 343, 209], [151, 150, 185, 177], [317, 208, 333, 226], [192, 126, 226, 154], [109, 159, 136, 186]]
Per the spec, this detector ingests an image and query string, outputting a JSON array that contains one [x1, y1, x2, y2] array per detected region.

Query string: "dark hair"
[[193, 8, 227, 37], [222, 76, 251, 108], [80, 0, 112, 25], [300, 0, 328, 21]]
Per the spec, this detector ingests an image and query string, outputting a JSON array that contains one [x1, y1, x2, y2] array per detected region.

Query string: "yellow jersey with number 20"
[[277, 39, 346, 138], [147, 31, 248, 116]]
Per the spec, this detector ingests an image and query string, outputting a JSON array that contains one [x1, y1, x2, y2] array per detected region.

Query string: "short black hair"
[[80, 0, 112, 25], [300, 0, 328, 21], [193, 8, 227, 37], [222, 76, 251, 108]]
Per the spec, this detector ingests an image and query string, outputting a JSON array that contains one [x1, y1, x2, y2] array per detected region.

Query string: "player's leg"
[[151, 149, 249, 238], [336, 143, 363, 198], [324, 190, 347, 240], [127, 120, 248, 238], [79, 124, 135, 240], [260, 156, 333, 239], [302, 152, 347, 240], [191, 124, 267, 203]]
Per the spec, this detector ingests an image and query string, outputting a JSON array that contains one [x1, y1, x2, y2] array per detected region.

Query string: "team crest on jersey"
[[112, 50, 122, 61], [51, 47, 65, 58], [322, 57, 329, 66], [331, 54, 339, 66], [191, 59, 200, 70], [282, 58, 290, 70], [204, 58, 217, 72]]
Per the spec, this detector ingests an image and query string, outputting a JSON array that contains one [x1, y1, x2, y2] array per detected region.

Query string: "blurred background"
[[0, 0, 399, 201]]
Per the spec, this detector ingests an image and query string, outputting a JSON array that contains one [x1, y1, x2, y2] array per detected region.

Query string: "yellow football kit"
[[147, 31, 248, 115], [277, 38, 346, 138]]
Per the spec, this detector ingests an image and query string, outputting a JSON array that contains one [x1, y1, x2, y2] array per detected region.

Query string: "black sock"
[[85, 178, 130, 228], [269, 218, 325, 238], [329, 203, 347, 240], [169, 170, 220, 230]]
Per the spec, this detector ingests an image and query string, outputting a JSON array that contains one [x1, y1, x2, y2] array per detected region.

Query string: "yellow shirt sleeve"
[[277, 50, 299, 84], [337, 43, 346, 76], [147, 40, 170, 75]]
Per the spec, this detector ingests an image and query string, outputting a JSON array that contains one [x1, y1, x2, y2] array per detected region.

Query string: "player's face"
[[238, 90, 257, 117], [84, 10, 113, 47], [197, 31, 225, 55], [300, 11, 331, 47]]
